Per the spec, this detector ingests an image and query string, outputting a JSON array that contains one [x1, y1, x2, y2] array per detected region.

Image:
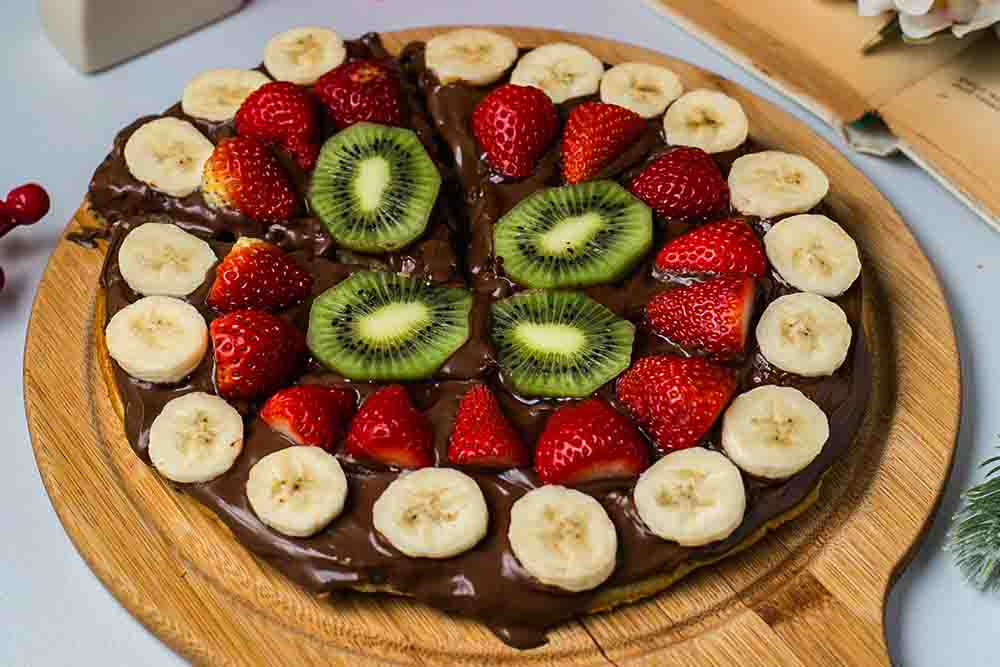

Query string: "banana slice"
[[264, 27, 346, 85], [663, 89, 749, 154], [181, 68, 272, 122], [123, 117, 214, 198], [148, 392, 244, 483], [764, 214, 861, 297], [246, 446, 348, 537], [425, 29, 518, 86], [599, 62, 682, 118], [373, 468, 489, 558], [508, 485, 616, 592], [633, 447, 745, 547], [105, 296, 208, 383], [509, 43, 604, 104], [755, 292, 852, 377], [118, 223, 217, 297], [728, 151, 830, 219], [721, 385, 829, 479]]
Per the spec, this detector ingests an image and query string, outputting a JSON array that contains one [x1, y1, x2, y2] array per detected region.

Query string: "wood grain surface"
[[23, 27, 961, 666]]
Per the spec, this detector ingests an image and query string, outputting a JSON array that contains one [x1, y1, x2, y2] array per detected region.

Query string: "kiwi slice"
[[494, 181, 653, 288], [491, 290, 635, 397], [309, 123, 442, 254], [307, 271, 471, 381]]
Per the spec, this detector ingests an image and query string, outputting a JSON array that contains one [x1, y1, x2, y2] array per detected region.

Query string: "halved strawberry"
[[448, 384, 528, 468], [260, 384, 356, 449], [646, 276, 755, 357], [534, 398, 649, 485], [655, 218, 766, 277], [627, 146, 729, 222], [313, 59, 404, 130], [234, 81, 321, 170], [210, 309, 305, 400], [346, 385, 433, 469], [616, 355, 737, 454], [471, 83, 559, 179], [561, 102, 646, 184], [202, 136, 297, 222], [207, 237, 313, 313]]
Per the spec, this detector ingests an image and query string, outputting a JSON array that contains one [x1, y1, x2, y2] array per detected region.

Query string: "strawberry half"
[[207, 237, 313, 313], [534, 398, 649, 485], [627, 147, 729, 222], [448, 384, 528, 468], [561, 102, 646, 184], [346, 385, 434, 469], [313, 59, 404, 130], [655, 218, 766, 277], [202, 136, 297, 222], [616, 355, 737, 454], [235, 81, 321, 170], [471, 83, 559, 179], [210, 309, 305, 400], [261, 384, 356, 449], [646, 276, 756, 357]]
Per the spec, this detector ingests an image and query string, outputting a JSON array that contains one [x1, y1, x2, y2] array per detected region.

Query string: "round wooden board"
[[24, 26, 960, 666]]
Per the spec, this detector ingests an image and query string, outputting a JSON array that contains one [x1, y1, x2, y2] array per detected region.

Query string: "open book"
[[645, 0, 1000, 231]]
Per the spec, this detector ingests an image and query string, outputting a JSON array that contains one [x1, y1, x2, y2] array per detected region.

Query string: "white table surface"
[[2, 1, 998, 664]]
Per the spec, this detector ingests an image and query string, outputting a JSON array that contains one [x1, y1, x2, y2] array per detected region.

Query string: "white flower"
[[859, 0, 1000, 39]]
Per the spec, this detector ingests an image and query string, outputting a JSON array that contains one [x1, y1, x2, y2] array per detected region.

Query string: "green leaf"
[[947, 447, 1000, 591]]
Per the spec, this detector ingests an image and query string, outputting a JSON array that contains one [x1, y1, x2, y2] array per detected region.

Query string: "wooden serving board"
[[23, 27, 961, 666]]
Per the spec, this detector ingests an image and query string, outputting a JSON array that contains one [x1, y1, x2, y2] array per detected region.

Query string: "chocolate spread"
[[87, 34, 871, 649]]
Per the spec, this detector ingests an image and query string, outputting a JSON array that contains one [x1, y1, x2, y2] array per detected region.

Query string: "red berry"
[[628, 147, 729, 222], [561, 102, 646, 184], [472, 84, 559, 179], [655, 218, 766, 277], [260, 384, 356, 449], [202, 136, 297, 223], [346, 385, 434, 469], [209, 310, 305, 400], [207, 237, 313, 313], [5, 183, 50, 224], [646, 276, 756, 357], [235, 81, 321, 170], [448, 384, 528, 468], [616, 355, 737, 454], [313, 60, 404, 130], [534, 398, 649, 485]]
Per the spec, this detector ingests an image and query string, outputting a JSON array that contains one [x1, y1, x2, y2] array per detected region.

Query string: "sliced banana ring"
[[105, 296, 208, 383], [756, 292, 852, 377], [373, 468, 488, 559], [509, 42, 604, 104], [123, 117, 215, 198], [728, 151, 830, 219], [149, 392, 244, 483], [508, 485, 616, 592], [181, 68, 272, 122], [600, 62, 682, 119], [425, 29, 518, 86], [264, 26, 346, 85], [247, 446, 349, 538], [633, 447, 746, 547], [764, 214, 861, 297], [722, 385, 829, 479], [118, 223, 217, 297], [663, 89, 748, 154]]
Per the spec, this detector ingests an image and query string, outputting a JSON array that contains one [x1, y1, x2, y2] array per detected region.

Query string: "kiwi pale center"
[[359, 301, 430, 342], [355, 156, 392, 213], [538, 211, 603, 256], [514, 323, 586, 355]]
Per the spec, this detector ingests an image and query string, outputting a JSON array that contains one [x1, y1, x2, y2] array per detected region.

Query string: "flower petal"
[[900, 10, 955, 37], [952, 3, 1000, 37], [859, 0, 897, 16], [895, 0, 936, 15]]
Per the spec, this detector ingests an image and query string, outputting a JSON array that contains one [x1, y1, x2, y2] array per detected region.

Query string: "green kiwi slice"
[[307, 271, 471, 381], [490, 290, 635, 397], [309, 123, 442, 254], [494, 181, 653, 288]]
